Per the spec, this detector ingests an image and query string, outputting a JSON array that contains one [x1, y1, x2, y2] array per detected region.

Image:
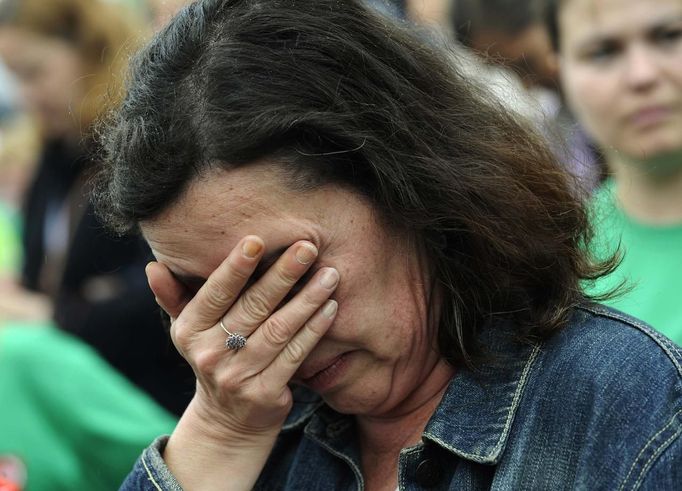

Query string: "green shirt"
[[587, 180, 682, 344], [0, 325, 178, 490]]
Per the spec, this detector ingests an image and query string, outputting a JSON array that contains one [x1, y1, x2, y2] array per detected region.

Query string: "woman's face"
[[558, 0, 682, 162], [141, 164, 451, 417], [0, 27, 86, 139]]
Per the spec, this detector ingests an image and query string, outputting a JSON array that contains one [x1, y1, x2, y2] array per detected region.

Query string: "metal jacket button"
[[415, 458, 442, 488]]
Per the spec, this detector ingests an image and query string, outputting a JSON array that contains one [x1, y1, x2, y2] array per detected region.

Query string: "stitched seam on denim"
[[647, 330, 682, 368], [282, 400, 325, 431], [399, 446, 422, 491], [141, 454, 164, 491], [577, 306, 682, 377], [423, 343, 542, 462], [632, 425, 682, 491], [618, 408, 682, 491], [649, 333, 682, 377], [305, 432, 364, 490], [578, 305, 682, 363]]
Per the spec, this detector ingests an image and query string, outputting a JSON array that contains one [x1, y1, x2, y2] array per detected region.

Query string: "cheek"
[[668, 60, 682, 91], [562, 65, 618, 141], [327, 266, 391, 340]]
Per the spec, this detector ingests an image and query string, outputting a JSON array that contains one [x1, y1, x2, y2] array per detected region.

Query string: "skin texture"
[[141, 163, 455, 490], [558, 0, 682, 223], [0, 27, 85, 140]]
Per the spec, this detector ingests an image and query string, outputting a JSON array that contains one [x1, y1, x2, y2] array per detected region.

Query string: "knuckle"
[[282, 337, 307, 365], [299, 288, 325, 309], [204, 280, 234, 309], [252, 379, 286, 407], [193, 349, 221, 377], [273, 390, 293, 411], [268, 391, 291, 411], [306, 316, 328, 336], [171, 317, 193, 347], [241, 383, 269, 404], [262, 316, 292, 347], [229, 262, 251, 282], [215, 369, 241, 392], [240, 290, 271, 320], [275, 263, 300, 285]]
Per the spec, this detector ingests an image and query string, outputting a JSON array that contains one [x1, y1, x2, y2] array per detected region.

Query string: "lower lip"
[[301, 352, 352, 393], [630, 108, 671, 128]]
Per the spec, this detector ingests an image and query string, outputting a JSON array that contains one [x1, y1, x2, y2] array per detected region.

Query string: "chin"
[[620, 147, 682, 177], [623, 129, 682, 162], [632, 144, 682, 164], [318, 382, 385, 416]]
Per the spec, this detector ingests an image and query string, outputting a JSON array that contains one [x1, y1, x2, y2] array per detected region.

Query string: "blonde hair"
[[0, 0, 146, 133]]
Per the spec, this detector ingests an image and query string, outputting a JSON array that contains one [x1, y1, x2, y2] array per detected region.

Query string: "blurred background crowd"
[[0, 0, 680, 489]]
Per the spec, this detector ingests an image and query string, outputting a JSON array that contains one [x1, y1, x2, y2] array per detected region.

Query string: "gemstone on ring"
[[220, 319, 247, 351], [225, 332, 247, 350]]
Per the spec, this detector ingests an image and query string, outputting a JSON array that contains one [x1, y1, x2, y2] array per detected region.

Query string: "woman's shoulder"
[[512, 304, 682, 488], [547, 303, 682, 380], [533, 303, 682, 417]]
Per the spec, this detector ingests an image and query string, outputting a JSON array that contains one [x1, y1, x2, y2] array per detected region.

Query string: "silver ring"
[[220, 319, 247, 351]]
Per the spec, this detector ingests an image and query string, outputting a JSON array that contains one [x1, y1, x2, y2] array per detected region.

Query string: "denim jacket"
[[121, 305, 682, 490]]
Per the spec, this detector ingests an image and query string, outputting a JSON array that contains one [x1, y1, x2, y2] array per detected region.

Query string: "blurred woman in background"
[[547, 0, 682, 342], [0, 0, 193, 415]]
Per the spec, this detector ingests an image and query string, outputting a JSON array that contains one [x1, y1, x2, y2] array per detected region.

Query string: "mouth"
[[629, 106, 672, 129], [295, 352, 352, 392]]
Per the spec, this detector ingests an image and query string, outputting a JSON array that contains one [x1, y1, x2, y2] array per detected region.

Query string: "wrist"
[[163, 398, 280, 491]]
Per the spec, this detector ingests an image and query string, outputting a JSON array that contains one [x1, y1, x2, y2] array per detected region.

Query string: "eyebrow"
[[577, 14, 682, 47], [649, 16, 682, 33]]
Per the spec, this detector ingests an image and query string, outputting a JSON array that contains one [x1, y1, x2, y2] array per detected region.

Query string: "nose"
[[623, 44, 660, 91]]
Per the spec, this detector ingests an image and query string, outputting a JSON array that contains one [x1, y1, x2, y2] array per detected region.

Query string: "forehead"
[[139, 164, 326, 278], [559, 0, 682, 43], [143, 164, 294, 243]]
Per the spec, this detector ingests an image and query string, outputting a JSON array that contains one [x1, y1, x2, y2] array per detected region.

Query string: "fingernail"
[[242, 239, 263, 258], [322, 300, 338, 318], [295, 243, 318, 264], [319, 268, 339, 289]]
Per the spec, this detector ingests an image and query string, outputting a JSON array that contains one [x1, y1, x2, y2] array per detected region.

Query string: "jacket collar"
[[423, 331, 541, 464]]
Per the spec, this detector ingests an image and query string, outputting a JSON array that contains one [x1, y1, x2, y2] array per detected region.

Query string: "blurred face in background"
[[0, 27, 86, 140], [469, 23, 559, 89], [558, 0, 682, 165]]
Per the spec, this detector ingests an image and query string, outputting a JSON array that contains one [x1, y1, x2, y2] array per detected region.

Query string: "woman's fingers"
[[237, 266, 339, 373], [224, 241, 318, 336], [146, 261, 190, 320], [264, 299, 338, 389], [182, 236, 264, 329], [155, 235, 342, 438], [163, 234, 339, 395]]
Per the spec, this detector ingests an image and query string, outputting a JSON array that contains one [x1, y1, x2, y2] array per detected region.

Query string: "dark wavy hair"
[[544, 0, 563, 52], [93, 0, 615, 366]]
